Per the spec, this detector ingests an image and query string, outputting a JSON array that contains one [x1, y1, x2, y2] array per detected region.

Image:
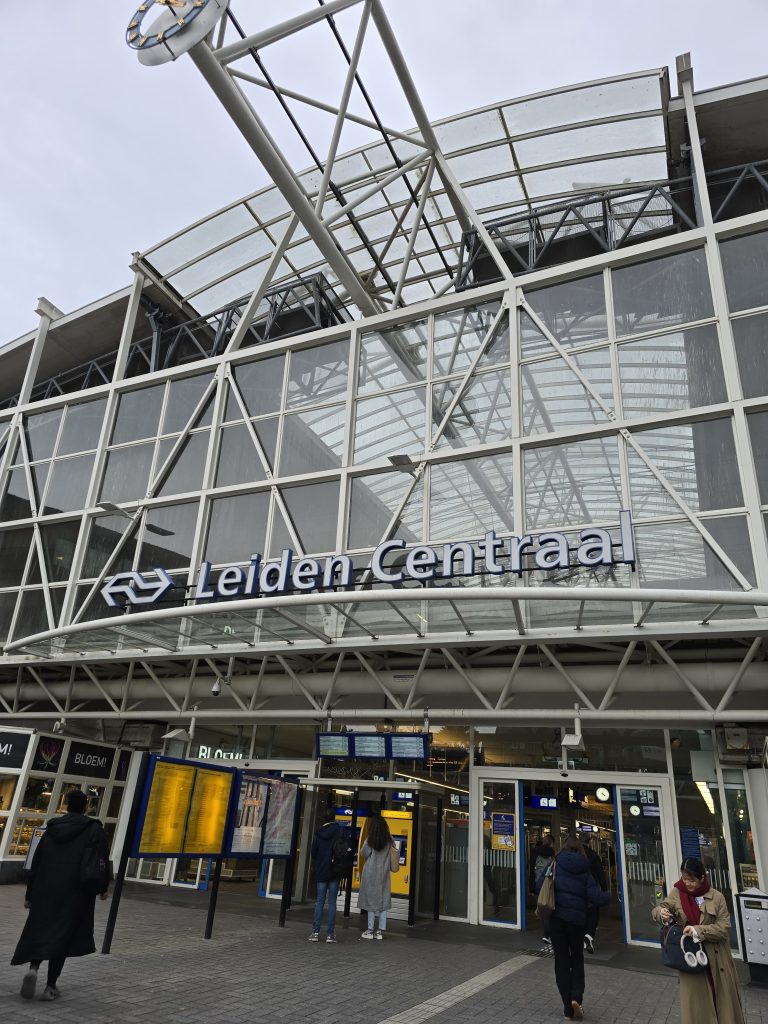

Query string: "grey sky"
[[2, 1, 767, 345]]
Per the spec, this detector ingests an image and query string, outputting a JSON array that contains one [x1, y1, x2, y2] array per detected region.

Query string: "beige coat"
[[652, 887, 744, 1024]]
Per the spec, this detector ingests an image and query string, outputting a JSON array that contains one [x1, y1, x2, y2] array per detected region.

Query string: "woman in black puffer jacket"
[[539, 835, 610, 1020]]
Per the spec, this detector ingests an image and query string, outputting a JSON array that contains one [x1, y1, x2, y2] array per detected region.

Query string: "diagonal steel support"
[[440, 648, 494, 711], [354, 651, 403, 709], [539, 645, 596, 711], [649, 640, 714, 712], [716, 636, 762, 712]]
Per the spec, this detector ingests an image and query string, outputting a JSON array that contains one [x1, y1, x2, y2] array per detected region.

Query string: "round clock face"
[[126, 0, 229, 65], [595, 786, 610, 802], [629, 804, 641, 817]]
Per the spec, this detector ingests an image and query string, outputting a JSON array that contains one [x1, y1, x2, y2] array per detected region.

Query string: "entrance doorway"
[[475, 769, 677, 946]]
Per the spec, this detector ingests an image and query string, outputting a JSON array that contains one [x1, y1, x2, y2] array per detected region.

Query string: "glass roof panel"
[[146, 204, 258, 276], [523, 152, 668, 201], [432, 109, 506, 155], [514, 116, 666, 168], [169, 231, 275, 296], [446, 143, 515, 183]]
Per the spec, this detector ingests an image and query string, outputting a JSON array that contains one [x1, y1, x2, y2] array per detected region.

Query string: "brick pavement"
[[0, 881, 766, 1024]]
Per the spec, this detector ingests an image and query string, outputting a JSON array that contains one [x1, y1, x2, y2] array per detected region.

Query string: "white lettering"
[[405, 545, 437, 580], [535, 533, 570, 570], [371, 540, 406, 583]]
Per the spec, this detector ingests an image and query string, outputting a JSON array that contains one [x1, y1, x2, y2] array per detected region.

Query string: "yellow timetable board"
[[136, 759, 233, 857]]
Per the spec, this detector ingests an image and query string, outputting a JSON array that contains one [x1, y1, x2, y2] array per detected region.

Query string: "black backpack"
[[79, 823, 110, 896], [330, 829, 354, 878]]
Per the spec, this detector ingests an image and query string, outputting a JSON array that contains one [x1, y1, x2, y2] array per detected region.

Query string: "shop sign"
[[32, 736, 64, 773], [64, 741, 116, 780], [0, 730, 31, 770], [102, 512, 636, 608]]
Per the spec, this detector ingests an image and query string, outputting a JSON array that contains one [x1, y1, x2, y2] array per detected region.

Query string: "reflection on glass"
[[613, 249, 713, 337], [482, 782, 517, 925], [205, 491, 269, 565], [358, 321, 428, 394], [701, 515, 756, 586], [430, 454, 514, 541], [82, 516, 137, 579], [163, 375, 213, 434], [433, 302, 505, 377], [348, 472, 423, 549], [748, 411, 768, 503], [58, 399, 107, 455], [619, 786, 665, 942], [215, 421, 274, 487], [521, 357, 610, 436], [525, 275, 607, 355], [25, 410, 62, 462], [1, 467, 33, 521], [0, 774, 19, 812], [40, 521, 81, 583], [287, 339, 349, 408], [8, 817, 46, 858], [278, 481, 339, 554], [156, 432, 210, 496], [20, 777, 54, 813], [525, 437, 622, 531], [43, 454, 95, 514], [433, 370, 511, 449], [279, 406, 345, 476], [138, 501, 199, 571], [354, 388, 426, 462], [100, 443, 155, 504], [635, 520, 745, 591], [732, 313, 768, 399], [0, 527, 33, 588], [619, 325, 726, 417], [720, 231, 768, 313], [111, 385, 165, 444], [0, 593, 19, 643], [228, 356, 285, 419]]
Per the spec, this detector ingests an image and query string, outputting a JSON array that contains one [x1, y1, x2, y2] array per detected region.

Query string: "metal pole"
[[101, 752, 149, 955], [343, 787, 360, 918], [407, 791, 420, 926], [433, 797, 443, 921], [203, 859, 223, 939]]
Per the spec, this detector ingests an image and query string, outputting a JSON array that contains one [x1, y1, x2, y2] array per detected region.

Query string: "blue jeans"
[[367, 910, 387, 931], [313, 878, 339, 934]]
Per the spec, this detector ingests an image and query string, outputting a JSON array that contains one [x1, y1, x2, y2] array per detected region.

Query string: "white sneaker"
[[308, 931, 320, 942], [374, 930, 384, 940], [20, 968, 38, 1000], [361, 929, 374, 940]]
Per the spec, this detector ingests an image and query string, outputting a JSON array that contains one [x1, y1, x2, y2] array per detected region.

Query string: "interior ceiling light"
[[695, 780, 716, 815]]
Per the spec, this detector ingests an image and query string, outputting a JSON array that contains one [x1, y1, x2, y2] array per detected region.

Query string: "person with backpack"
[[358, 815, 396, 940], [308, 810, 350, 943], [11, 788, 111, 1001], [537, 834, 610, 1020]]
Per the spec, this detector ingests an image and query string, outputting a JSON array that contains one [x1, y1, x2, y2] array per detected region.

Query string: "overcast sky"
[[2, 1, 767, 345]]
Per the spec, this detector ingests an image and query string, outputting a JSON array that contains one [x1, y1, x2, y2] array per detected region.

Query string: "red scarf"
[[674, 876, 711, 925]]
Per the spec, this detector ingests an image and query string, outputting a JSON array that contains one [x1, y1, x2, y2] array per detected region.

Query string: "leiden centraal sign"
[[102, 511, 635, 608]]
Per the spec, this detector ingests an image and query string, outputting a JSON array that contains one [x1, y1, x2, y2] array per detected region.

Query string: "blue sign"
[[531, 795, 558, 810]]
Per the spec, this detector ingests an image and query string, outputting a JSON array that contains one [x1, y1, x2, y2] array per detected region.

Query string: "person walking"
[[11, 788, 110, 1001], [530, 832, 556, 947], [308, 810, 345, 943], [358, 815, 394, 940], [582, 838, 608, 955], [652, 857, 744, 1024], [539, 834, 609, 1020]]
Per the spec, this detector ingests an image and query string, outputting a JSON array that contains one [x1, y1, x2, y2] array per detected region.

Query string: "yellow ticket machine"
[[337, 808, 413, 898]]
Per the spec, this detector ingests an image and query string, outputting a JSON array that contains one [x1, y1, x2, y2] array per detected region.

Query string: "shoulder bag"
[[536, 860, 556, 919], [389, 843, 400, 873]]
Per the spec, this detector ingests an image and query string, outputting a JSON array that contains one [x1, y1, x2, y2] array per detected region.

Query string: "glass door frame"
[[470, 767, 678, 945]]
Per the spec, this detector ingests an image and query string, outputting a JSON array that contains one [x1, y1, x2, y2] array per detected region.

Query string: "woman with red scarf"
[[652, 857, 744, 1024]]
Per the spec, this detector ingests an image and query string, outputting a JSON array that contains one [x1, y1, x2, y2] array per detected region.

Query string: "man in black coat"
[[11, 788, 111, 1001]]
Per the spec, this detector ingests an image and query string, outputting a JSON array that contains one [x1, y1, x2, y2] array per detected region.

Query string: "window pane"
[[619, 325, 726, 417], [25, 409, 62, 462], [348, 472, 423, 548], [701, 515, 756, 586], [612, 249, 713, 337], [432, 370, 511, 449], [138, 502, 199, 571], [628, 419, 743, 515], [525, 437, 622, 531], [358, 321, 428, 394], [100, 443, 155, 504], [58, 399, 107, 455], [156, 432, 210, 496], [635, 520, 747, 590], [748, 411, 768, 503], [163, 374, 213, 434], [0, 526, 32, 587], [731, 313, 768, 399], [433, 302, 505, 377], [278, 406, 345, 476], [44, 454, 95, 514], [521, 357, 610, 435], [40, 521, 81, 583], [0, 592, 18, 642], [525, 275, 607, 354], [216, 422, 273, 488], [13, 589, 51, 638], [228, 356, 285, 419], [1, 467, 32, 521], [286, 339, 349, 408], [111, 385, 164, 444], [430, 454, 514, 541], [280, 482, 340, 554], [354, 388, 426, 462], [82, 515, 137, 579], [720, 231, 768, 312], [205, 492, 269, 565]]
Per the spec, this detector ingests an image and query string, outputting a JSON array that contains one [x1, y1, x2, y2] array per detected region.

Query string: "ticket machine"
[[336, 808, 413, 898]]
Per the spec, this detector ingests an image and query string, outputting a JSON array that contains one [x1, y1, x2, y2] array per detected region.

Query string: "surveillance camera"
[[211, 679, 222, 697], [560, 770, 569, 778]]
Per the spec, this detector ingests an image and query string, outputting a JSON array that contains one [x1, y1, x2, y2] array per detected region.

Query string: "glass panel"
[[628, 418, 743, 515], [432, 370, 511, 449], [502, 76, 662, 135], [429, 454, 514, 541], [732, 312, 768, 399], [7, 816, 46, 858], [701, 515, 756, 586], [432, 301, 506, 377], [13, 590, 51, 638], [720, 231, 768, 312], [0, 527, 32, 587], [43, 454, 95, 514], [441, 808, 469, 918], [286, 339, 349, 408], [25, 409, 62, 462], [612, 249, 713, 337], [40, 521, 81, 583], [635, 520, 746, 591], [525, 275, 608, 353], [111, 385, 165, 444], [0, 774, 18, 812], [163, 375, 213, 434], [100, 443, 155, 504], [521, 358, 610, 435], [748, 411, 768, 502], [58, 399, 107, 455], [107, 786, 124, 819], [215, 421, 274, 487], [278, 482, 340, 554], [0, 593, 18, 642], [82, 515, 137, 579], [278, 405, 345, 476], [354, 388, 426, 462], [525, 437, 622, 531], [619, 325, 726, 417], [723, 781, 757, 892], [358, 321, 428, 394], [515, 116, 666, 166], [19, 777, 55, 813], [148, 204, 258, 276], [1, 467, 32, 521], [228, 356, 285, 419], [482, 782, 517, 925], [348, 472, 423, 549], [156, 432, 210, 496], [85, 784, 104, 817], [619, 786, 665, 942], [138, 501, 199, 571], [205, 492, 270, 565]]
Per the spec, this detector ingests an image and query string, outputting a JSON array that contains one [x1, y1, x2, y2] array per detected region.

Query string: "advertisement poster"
[[261, 779, 298, 857], [230, 774, 269, 855], [491, 812, 515, 851]]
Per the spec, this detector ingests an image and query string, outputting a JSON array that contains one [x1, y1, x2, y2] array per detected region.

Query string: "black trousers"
[[30, 957, 65, 987], [585, 903, 600, 937], [549, 915, 585, 1015]]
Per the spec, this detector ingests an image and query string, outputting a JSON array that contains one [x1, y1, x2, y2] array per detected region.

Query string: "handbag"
[[389, 843, 400, 873], [536, 861, 556, 919], [660, 924, 708, 973]]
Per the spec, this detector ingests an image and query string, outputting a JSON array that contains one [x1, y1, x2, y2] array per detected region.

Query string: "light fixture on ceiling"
[[387, 454, 416, 475], [97, 501, 174, 537], [162, 716, 196, 743]]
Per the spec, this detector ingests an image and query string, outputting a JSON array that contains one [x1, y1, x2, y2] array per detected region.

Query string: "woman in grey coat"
[[358, 816, 394, 940]]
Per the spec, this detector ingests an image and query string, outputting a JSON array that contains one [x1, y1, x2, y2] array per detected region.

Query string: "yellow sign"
[[137, 759, 232, 856]]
